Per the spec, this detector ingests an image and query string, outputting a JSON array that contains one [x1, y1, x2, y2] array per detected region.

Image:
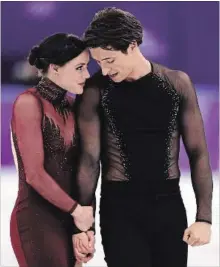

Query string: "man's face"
[[90, 46, 134, 82]]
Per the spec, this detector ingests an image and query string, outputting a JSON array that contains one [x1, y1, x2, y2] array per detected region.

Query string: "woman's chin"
[[75, 86, 84, 95]]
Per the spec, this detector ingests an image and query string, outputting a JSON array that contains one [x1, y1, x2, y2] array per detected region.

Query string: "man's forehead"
[[90, 47, 117, 60]]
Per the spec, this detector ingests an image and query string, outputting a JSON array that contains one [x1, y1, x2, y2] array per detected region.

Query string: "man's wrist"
[[195, 218, 212, 225], [70, 203, 80, 217]]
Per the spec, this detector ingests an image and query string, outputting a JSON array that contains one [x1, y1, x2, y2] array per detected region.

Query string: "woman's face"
[[54, 50, 90, 94]]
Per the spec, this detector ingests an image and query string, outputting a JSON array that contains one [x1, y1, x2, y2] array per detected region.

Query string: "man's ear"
[[128, 41, 137, 53]]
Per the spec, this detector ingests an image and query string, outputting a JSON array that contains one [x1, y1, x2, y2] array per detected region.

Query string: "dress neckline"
[[36, 77, 67, 104]]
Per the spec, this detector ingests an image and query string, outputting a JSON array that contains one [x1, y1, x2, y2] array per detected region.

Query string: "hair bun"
[[28, 46, 40, 66], [27, 33, 85, 73]]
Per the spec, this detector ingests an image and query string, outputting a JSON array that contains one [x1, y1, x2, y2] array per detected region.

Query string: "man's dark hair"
[[83, 7, 143, 53]]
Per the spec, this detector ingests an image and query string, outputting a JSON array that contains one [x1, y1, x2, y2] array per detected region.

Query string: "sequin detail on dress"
[[37, 77, 71, 123]]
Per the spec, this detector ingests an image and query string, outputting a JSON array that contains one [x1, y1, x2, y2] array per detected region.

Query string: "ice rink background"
[[1, 168, 219, 267], [1, 1, 219, 266]]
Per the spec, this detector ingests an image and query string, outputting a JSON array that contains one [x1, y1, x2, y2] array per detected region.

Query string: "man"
[[73, 7, 213, 267]]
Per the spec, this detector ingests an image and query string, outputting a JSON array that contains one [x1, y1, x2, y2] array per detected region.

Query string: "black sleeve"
[[75, 78, 101, 206], [72, 76, 101, 235], [178, 71, 213, 224]]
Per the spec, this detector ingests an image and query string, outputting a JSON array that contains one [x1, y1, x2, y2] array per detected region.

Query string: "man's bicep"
[[76, 85, 100, 122], [178, 72, 207, 154]]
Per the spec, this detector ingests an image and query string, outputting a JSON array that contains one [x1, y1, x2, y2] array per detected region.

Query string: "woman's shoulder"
[[13, 88, 42, 111]]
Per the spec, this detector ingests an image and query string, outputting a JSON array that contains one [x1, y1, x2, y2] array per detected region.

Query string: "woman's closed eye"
[[106, 59, 115, 64], [76, 65, 84, 71]]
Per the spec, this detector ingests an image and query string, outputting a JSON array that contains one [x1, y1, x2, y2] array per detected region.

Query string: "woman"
[[10, 33, 94, 267]]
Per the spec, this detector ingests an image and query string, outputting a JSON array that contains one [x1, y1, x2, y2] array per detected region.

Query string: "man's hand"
[[183, 222, 211, 246], [87, 231, 95, 251], [73, 231, 95, 263], [74, 262, 82, 267], [72, 205, 94, 232]]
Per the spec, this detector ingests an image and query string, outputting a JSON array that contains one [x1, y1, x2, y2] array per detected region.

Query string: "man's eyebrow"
[[95, 57, 113, 63], [101, 57, 112, 61]]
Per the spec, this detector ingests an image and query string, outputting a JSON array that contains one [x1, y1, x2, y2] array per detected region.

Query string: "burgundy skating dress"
[[10, 77, 79, 267]]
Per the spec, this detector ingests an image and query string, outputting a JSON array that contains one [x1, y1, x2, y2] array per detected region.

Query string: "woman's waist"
[[14, 183, 76, 213], [18, 169, 75, 192], [12, 195, 73, 222]]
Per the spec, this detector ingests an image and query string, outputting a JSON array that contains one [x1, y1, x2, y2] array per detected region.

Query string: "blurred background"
[[1, 1, 219, 267]]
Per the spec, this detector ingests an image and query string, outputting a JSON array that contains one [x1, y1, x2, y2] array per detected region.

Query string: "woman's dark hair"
[[83, 7, 143, 53], [28, 33, 86, 73]]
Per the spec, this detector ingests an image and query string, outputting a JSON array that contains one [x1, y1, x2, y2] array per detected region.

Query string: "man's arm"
[[75, 76, 101, 208], [178, 71, 213, 224]]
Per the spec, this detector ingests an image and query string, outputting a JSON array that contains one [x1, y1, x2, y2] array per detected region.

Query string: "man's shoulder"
[[153, 61, 189, 81], [153, 62, 193, 96]]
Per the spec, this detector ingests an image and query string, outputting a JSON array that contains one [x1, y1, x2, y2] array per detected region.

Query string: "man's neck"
[[126, 53, 152, 81]]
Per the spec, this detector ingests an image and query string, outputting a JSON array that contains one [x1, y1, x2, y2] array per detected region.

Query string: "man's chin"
[[110, 76, 123, 83]]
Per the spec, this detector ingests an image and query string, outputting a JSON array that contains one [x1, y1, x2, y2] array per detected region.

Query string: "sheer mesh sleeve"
[[74, 77, 101, 207], [11, 92, 78, 213], [178, 71, 213, 224]]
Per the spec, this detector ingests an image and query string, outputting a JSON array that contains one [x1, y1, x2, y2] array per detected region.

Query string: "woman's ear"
[[50, 64, 59, 75]]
